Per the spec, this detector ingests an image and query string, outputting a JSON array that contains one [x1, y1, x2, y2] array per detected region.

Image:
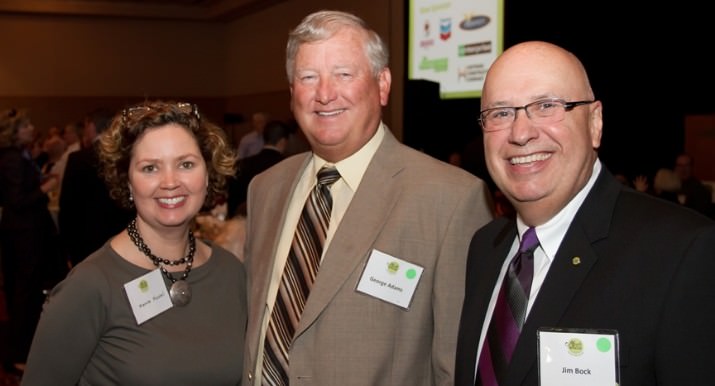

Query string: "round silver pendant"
[[169, 280, 191, 307]]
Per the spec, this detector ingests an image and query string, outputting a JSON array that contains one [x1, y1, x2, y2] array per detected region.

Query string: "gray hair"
[[286, 10, 389, 81]]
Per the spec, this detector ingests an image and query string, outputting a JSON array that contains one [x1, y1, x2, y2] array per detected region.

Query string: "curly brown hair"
[[97, 100, 236, 210]]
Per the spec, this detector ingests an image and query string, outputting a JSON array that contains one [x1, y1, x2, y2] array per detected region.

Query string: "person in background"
[[243, 10, 494, 386], [283, 118, 311, 157], [28, 134, 50, 171], [227, 119, 291, 218], [454, 41, 715, 385], [49, 121, 83, 205], [236, 111, 269, 159], [219, 120, 292, 262], [45, 125, 61, 140], [39, 135, 66, 211], [674, 153, 712, 217], [652, 167, 681, 203], [62, 121, 83, 154], [58, 108, 133, 267], [209, 201, 248, 262], [22, 101, 247, 386], [39, 136, 65, 175], [0, 109, 67, 379]]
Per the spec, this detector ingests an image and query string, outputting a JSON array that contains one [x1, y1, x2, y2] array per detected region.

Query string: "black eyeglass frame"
[[478, 99, 596, 131]]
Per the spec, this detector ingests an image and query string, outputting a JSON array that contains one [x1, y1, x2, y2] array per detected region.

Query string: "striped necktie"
[[477, 227, 539, 386], [261, 166, 341, 386]]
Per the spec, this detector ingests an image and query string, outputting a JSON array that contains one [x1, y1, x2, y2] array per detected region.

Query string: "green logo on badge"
[[566, 338, 584, 356], [405, 269, 417, 279], [139, 279, 149, 293], [596, 337, 612, 352], [387, 261, 400, 274]]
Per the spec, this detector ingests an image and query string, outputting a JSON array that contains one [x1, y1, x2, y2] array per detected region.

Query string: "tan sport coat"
[[243, 128, 494, 386]]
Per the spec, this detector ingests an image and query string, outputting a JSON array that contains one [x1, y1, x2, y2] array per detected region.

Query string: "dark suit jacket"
[[0, 145, 67, 289], [0, 146, 52, 230], [58, 144, 133, 265], [455, 167, 715, 385], [243, 128, 494, 386], [226, 147, 284, 218]]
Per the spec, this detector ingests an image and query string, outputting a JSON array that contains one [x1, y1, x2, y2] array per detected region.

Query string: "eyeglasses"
[[478, 99, 595, 132], [121, 102, 200, 127]]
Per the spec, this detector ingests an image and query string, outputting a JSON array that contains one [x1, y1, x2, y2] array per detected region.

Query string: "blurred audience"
[[61, 121, 83, 154], [209, 202, 248, 262], [50, 121, 84, 206], [653, 168, 681, 203], [236, 112, 269, 159], [39, 136, 66, 210], [674, 153, 712, 217], [0, 108, 67, 379], [227, 119, 290, 218], [283, 118, 311, 157], [58, 108, 133, 267]]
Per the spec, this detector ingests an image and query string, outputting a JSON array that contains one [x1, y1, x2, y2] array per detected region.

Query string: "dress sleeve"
[[21, 261, 109, 386]]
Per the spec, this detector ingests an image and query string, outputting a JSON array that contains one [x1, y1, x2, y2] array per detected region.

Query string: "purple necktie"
[[476, 227, 539, 386]]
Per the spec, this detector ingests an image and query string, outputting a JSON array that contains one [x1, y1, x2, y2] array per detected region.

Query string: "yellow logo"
[[387, 261, 399, 274], [566, 338, 584, 356], [139, 279, 149, 293]]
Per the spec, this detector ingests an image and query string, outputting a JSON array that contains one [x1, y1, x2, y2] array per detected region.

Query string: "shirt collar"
[[517, 158, 602, 262], [309, 122, 385, 192]]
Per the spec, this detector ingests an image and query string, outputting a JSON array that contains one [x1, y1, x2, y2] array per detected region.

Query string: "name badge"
[[355, 249, 424, 309], [124, 268, 173, 324], [537, 327, 620, 386]]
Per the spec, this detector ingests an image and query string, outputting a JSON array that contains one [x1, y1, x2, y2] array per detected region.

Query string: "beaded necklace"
[[127, 218, 196, 306]]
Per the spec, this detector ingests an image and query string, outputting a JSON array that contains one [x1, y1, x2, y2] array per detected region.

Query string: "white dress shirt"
[[473, 159, 603, 378]]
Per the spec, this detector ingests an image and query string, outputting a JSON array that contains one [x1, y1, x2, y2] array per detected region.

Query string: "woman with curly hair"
[[22, 101, 247, 386]]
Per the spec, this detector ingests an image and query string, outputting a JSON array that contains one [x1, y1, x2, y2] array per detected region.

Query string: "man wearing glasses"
[[455, 41, 715, 386]]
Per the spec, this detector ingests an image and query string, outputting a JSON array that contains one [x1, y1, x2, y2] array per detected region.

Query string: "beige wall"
[[0, 15, 227, 96], [0, 0, 405, 140]]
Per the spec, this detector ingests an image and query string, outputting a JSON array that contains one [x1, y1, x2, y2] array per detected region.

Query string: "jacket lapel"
[[507, 168, 619, 385], [470, 218, 517, 338], [297, 130, 406, 334], [247, 154, 311, 334]]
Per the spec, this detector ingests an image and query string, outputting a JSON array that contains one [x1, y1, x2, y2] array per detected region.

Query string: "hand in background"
[[40, 174, 59, 194], [633, 175, 649, 192]]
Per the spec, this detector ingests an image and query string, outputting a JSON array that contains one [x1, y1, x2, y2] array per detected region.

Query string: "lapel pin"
[[572, 257, 581, 266]]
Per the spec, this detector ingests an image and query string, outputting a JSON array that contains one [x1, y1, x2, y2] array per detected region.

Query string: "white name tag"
[[124, 268, 173, 324], [355, 249, 423, 309], [537, 327, 620, 386]]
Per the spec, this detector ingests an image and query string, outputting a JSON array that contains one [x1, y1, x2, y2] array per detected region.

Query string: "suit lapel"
[[507, 168, 619, 385], [469, 218, 516, 340], [457, 217, 516, 385], [248, 154, 311, 333], [507, 227, 600, 383], [297, 130, 406, 333]]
